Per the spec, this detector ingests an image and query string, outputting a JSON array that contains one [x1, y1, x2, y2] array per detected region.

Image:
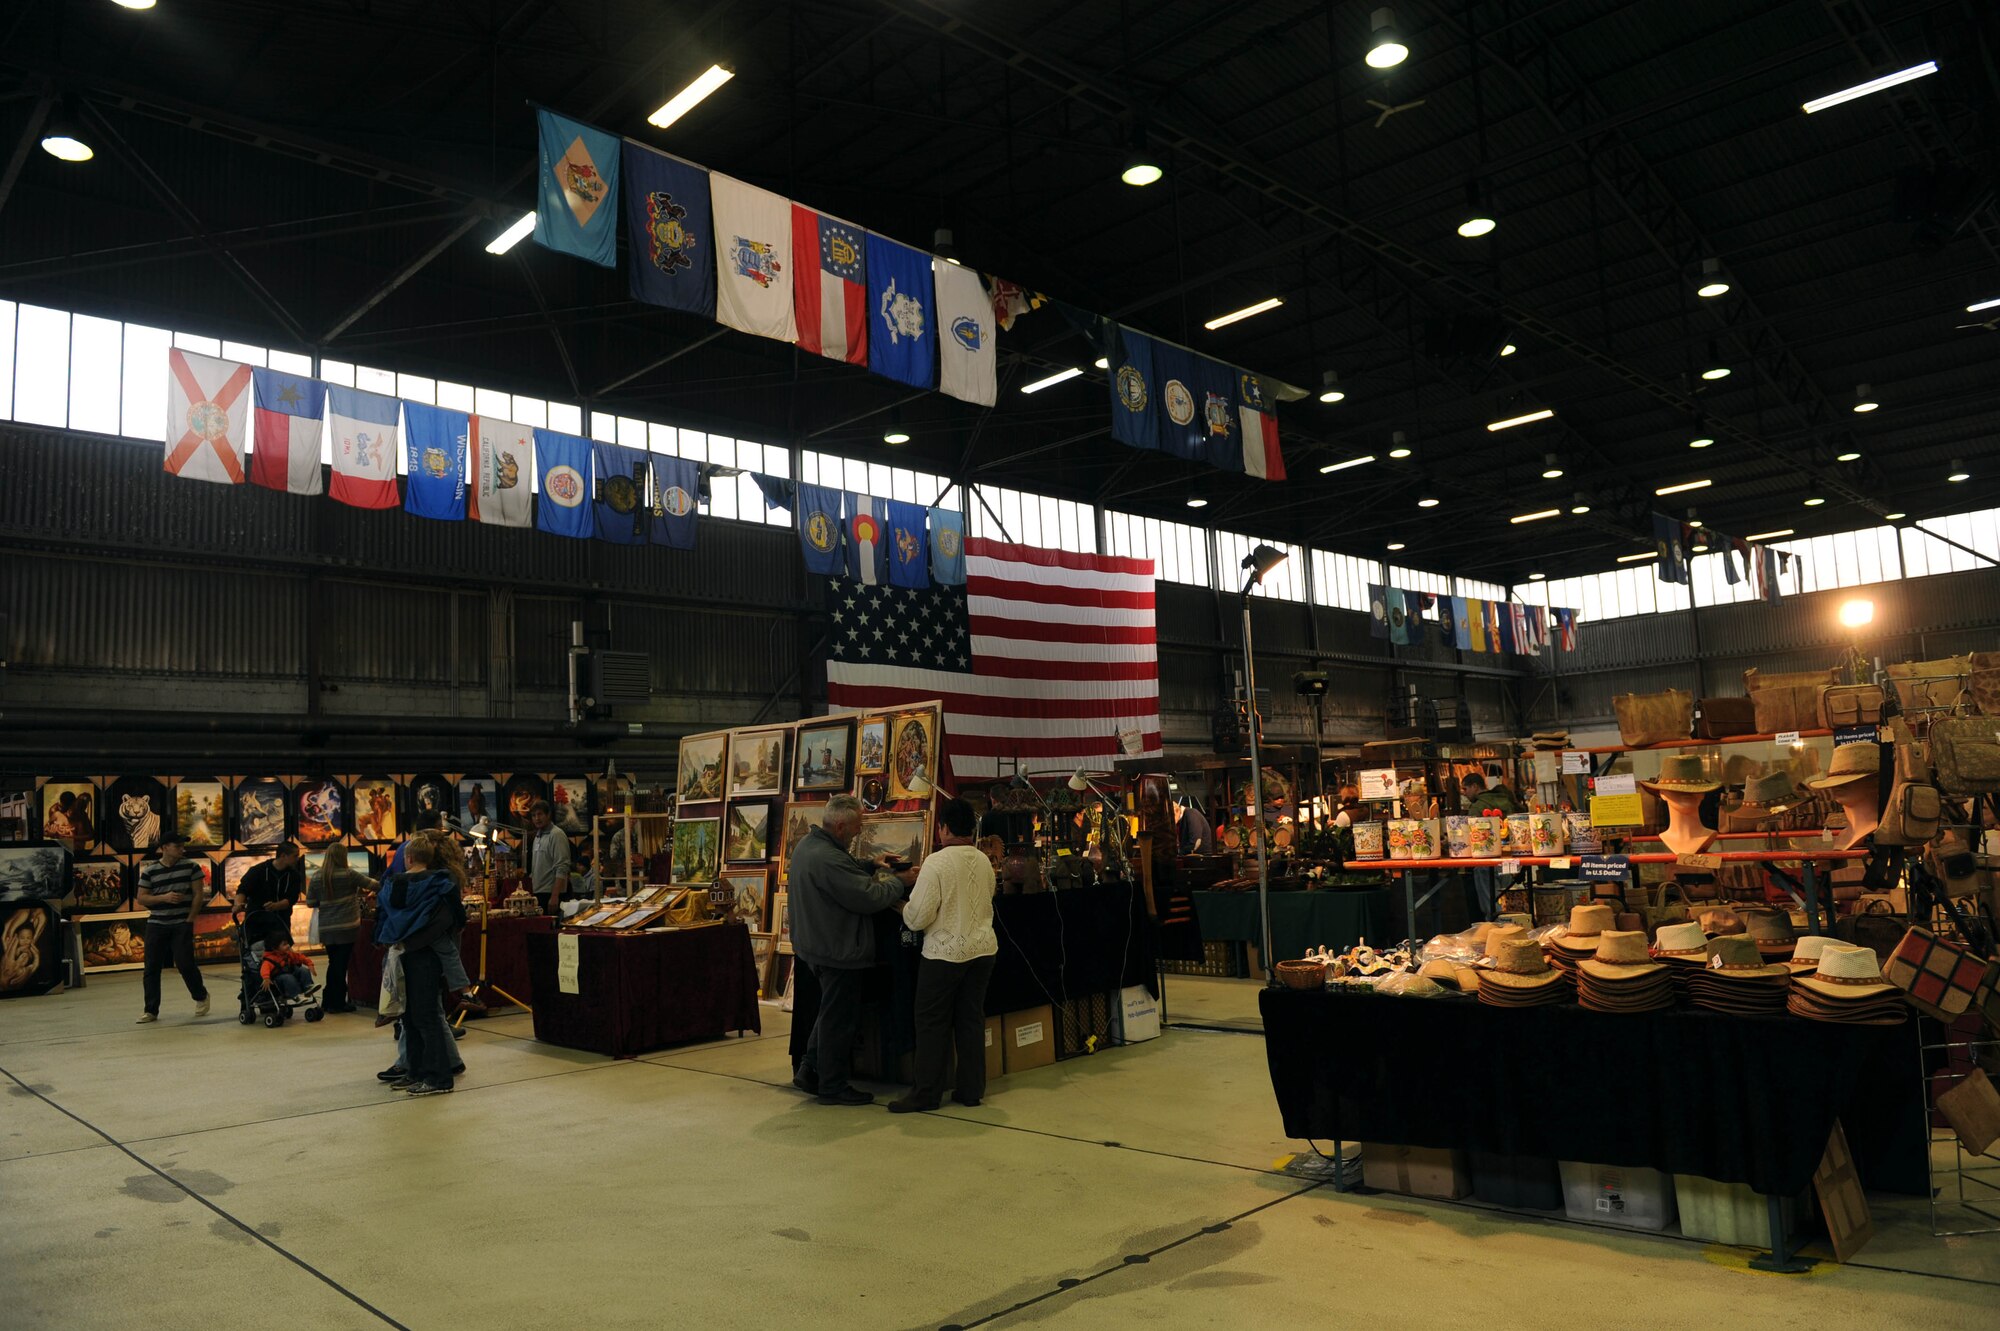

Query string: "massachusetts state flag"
[[846, 494, 889, 584], [1107, 324, 1160, 452], [326, 386, 400, 509], [533, 428, 593, 539], [928, 507, 966, 586], [469, 416, 533, 528], [622, 142, 714, 317], [250, 367, 323, 495], [711, 172, 796, 344], [792, 206, 867, 365], [164, 349, 250, 486], [592, 441, 649, 545], [401, 402, 466, 521], [886, 500, 929, 589], [865, 232, 936, 390], [648, 455, 698, 550], [534, 108, 620, 269], [796, 483, 844, 576], [1236, 371, 1285, 480], [934, 259, 995, 407]]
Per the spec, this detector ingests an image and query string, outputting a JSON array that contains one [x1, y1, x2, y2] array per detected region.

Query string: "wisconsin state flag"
[[250, 367, 323, 494], [326, 386, 400, 509], [792, 205, 867, 365], [402, 402, 466, 521], [164, 349, 250, 485]]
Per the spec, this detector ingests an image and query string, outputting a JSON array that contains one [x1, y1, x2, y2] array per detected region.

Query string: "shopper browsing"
[[236, 842, 305, 946], [371, 838, 462, 1096], [305, 842, 371, 1012], [890, 798, 999, 1114], [526, 800, 572, 915], [133, 831, 210, 1023]]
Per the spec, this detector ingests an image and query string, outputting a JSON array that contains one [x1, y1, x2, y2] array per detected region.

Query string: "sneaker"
[[388, 1077, 419, 1091], [887, 1095, 940, 1115], [376, 1065, 409, 1082], [135, 1013, 158, 1024], [192, 997, 210, 1018], [456, 992, 488, 1014], [814, 1088, 874, 1107], [405, 1081, 453, 1096]]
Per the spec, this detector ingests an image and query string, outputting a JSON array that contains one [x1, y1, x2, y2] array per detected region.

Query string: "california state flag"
[[469, 415, 534, 528], [164, 349, 250, 485]]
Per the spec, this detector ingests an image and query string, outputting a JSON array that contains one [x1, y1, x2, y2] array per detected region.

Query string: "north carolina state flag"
[[250, 367, 324, 495], [163, 349, 250, 485], [1237, 371, 1286, 481]]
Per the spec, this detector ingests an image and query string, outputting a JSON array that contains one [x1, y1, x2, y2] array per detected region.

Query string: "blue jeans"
[[271, 966, 313, 999], [400, 946, 456, 1088], [437, 934, 471, 992]]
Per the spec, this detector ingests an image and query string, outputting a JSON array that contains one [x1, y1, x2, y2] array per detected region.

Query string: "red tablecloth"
[[347, 913, 545, 1011], [525, 923, 761, 1057]]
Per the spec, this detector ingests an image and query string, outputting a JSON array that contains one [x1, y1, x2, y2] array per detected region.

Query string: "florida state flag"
[[164, 349, 250, 485]]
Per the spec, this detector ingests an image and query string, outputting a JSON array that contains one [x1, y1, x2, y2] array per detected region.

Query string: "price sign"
[[1358, 768, 1398, 801], [1561, 750, 1590, 775], [1675, 853, 1723, 870], [1579, 854, 1631, 881], [1589, 793, 1644, 826], [1548, 857, 1572, 871], [1833, 725, 1876, 748], [1498, 858, 1522, 876], [1595, 773, 1636, 796]]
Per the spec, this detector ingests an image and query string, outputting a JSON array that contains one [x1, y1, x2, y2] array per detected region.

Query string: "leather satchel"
[[1613, 688, 1693, 746], [1888, 655, 1972, 712], [1820, 684, 1885, 729], [1931, 717, 2000, 795], [1971, 651, 2000, 717], [1744, 667, 1837, 735], [1884, 926, 1998, 1023], [1876, 780, 1941, 845], [1695, 697, 1758, 739], [1836, 899, 1906, 966]]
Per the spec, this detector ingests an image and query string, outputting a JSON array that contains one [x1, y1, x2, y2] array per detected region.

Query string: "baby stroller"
[[234, 916, 325, 1029]]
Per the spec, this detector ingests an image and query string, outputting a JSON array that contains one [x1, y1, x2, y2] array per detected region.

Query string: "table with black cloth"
[[1260, 988, 1927, 1203], [1190, 889, 1391, 964], [346, 913, 545, 1011], [526, 922, 761, 1057]]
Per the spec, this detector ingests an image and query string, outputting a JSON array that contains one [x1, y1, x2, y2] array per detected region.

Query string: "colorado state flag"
[[534, 108, 620, 268], [845, 493, 888, 584], [864, 232, 936, 390]]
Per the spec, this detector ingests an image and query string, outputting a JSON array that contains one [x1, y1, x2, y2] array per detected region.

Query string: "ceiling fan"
[[1366, 96, 1427, 128], [1954, 315, 2000, 332]]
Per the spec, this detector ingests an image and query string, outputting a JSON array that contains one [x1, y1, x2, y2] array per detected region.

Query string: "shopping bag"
[[306, 908, 322, 947], [375, 943, 406, 1026]]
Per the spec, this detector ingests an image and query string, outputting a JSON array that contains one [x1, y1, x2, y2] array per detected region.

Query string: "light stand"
[[455, 816, 533, 1024], [1241, 544, 1289, 986]]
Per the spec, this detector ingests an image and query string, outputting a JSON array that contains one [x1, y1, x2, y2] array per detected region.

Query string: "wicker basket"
[[1275, 959, 1327, 990]]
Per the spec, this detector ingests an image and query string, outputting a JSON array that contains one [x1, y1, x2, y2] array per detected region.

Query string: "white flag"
[[711, 173, 797, 344], [326, 385, 401, 510], [469, 415, 534, 528], [933, 260, 996, 407], [164, 349, 250, 485]]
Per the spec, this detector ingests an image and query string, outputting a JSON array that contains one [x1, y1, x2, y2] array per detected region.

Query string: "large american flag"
[[825, 537, 1163, 782]]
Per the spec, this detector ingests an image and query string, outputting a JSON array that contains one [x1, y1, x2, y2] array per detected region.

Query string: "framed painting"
[[856, 716, 888, 776], [794, 719, 855, 794], [720, 869, 769, 930], [670, 817, 721, 884], [234, 779, 289, 847], [351, 777, 400, 843], [408, 773, 452, 831], [0, 846, 71, 902], [776, 801, 827, 882], [294, 779, 347, 846], [72, 859, 129, 912], [749, 932, 776, 989], [457, 776, 499, 828], [594, 772, 633, 814], [190, 908, 241, 965], [0, 789, 31, 842], [729, 728, 788, 798], [502, 773, 548, 825], [550, 777, 591, 834], [887, 709, 939, 802], [678, 734, 729, 803], [221, 852, 273, 904], [302, 847, 372, 879], [105, 776, 170, 854], [40, 780, 98, 849], [0, 900, 63, 998], [774, 892, 792, 954], [174, 779, 228, 849], [853, 812, 929, 869], [724, 801, 772, 864], [77, 911, 149, 973]]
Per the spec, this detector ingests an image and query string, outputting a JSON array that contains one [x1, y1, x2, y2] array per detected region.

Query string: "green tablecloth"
[[1190, 889, 1392, 963]]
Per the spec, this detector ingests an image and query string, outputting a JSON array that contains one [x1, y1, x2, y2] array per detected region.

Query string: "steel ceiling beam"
[[0, 83, 51, 223]]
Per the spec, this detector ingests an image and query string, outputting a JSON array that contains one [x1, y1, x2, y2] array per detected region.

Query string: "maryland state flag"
[[535, 108, 620, 268]]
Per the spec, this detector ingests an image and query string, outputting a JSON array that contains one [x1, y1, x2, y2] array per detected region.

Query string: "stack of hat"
[[1685, 936, 1793, 1015], [1741, 910, 1797, 964], [1544, 904, 1615, 979], [1416, 958, 1481, 994], [1651, 921, 1711, 999], [1784, 935, 1841, 977], [1577, 931, 1675, 1013], [1788, 943, 1907, 1025], [1481, 923, 1529, 959], [1478, 938, 1571, 1008]]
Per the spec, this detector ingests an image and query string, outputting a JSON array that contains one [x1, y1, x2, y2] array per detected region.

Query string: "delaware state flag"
[[792, 205, 867, 365], [164, 349, 250, 486], [534, 108, 619, 268], [533, 429, 594, 539], [622, 142, 714, 316], [402, 402, 466, 521], [845, 493, 888, 584], [469, 416, 533, 528], [864, 232, 936, 391], [326, 386, 400, 509], [886, 500, 928, 589], [250, 367, 323, 495]]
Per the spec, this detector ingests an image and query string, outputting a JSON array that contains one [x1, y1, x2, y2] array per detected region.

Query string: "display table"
[[526, 922, 761, 1057], [347, 913, 544, 1011], [1191, 889, 1390, 964]]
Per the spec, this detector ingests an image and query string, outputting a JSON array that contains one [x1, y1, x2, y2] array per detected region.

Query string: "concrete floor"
[[3, 971, 1996, 1331]]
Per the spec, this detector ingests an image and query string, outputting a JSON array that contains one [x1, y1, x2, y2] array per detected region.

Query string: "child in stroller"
[[238, 925, 325, 1028]]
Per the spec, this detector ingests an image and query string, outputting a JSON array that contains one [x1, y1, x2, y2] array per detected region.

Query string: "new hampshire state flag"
[[535, 109, 620, 269], [865, 232, 936, 391], [402, 402, 466, 521], [1107, 324, 1160, 452]]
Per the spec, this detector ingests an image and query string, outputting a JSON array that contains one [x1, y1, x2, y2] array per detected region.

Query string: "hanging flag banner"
[[796, 483, 845, 576], [591, 441, 650, 544], [791, 205, 867, 365], [326, 386, 401, 509], [1191, 357, 1240, 475], [1451, 596, 1473, 650], [1149, 339, 1206, 463], [1107, 324, 1160, 452], [1236, 371, 1285, 480], [1652, 511, 1691, 584], [1554, 606, 1579, 651], [886, 500, 929, 589], [845, 492, 889, 584], [1468, 597, 1488, 652], [401, 402, 467, 521], [1387, 589, 1412, 646], [1367, 584, 1389, 640], [534, 108, 620, 268], [647, 454, 699, 550], [164, 349, 250, 486], [468, 416, 533, 528], [928, 507, 966, 585], [933, 259, 995, 407], [532, 428, 594, 539], [864, 231, 937, 391], [622, 143, 714, 317], [710, 172, 796, 344], [249, 367, 324, 495]]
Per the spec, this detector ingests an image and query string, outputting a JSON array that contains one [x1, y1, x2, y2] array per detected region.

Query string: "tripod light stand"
[[1239, 544, 1289, 985]]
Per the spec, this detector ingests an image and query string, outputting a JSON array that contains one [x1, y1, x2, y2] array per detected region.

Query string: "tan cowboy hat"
[[1699, 935, 1792, 981], [1482, 938, 1566, 990], [1794, 942, 1897, 1000], [1652, 921, 1709, 960], [1807, 743, 1881, 789], [1640, 755, 1721, 794], [1549, 903, 1616, 952], [1579, 930, 1668, 981], [1481, 923, 1529, 958], [1739, 770, 1797, 809]]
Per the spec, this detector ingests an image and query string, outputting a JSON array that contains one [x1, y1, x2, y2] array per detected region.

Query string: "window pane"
[[356, 365, 396, 395], [588, 410, 615, 442], [120, 321, 170, 441], [547, 401, 581, 434], [680, 430, 709, 464], [220, 340, 267, 367], [173, 331, 221, 356], [474, 387, 511, 420], [269, 349, 313, 377], [14, 305, 70, 427], [436, 380, 474, 411], [514, 397, 549, 429], [764, 445, 792, 480], [68, 314, 123, 435], [648, 423, 677, 455], [0, 300, 14, 419], [619, 415, 647, 450], [708, 468, 739, 520], [319, 359, 356, 387]]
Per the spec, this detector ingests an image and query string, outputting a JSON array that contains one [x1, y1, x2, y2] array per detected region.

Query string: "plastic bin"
[[1558, 1161, 1677, 1231], [1469, 1152, 1562, 1210], [1674, 1174, 1790, 1247]]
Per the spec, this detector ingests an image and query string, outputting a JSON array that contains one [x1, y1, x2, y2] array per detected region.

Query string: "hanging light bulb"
[[1540, 452, 1564, 480], [1317, 370, 1345, 404], [1121, 124, 1163, 187], [1700, 340, 1730, 380], [1387, 430, 1412, 459], [1456, 180, 1496, 238], [1695, 257, 1731, 298], [1366, 7, 1409, 69], [1852, 383, 1878, 413]]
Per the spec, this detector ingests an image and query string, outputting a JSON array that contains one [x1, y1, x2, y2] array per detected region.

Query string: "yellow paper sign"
[[1589, 793, 1644, 827]]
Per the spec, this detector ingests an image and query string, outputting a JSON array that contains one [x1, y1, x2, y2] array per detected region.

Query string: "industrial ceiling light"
[[1318, 454, 1375, 475], [1689, 436, 1714, 449], [1204, 297, 1283, 330], [1318, 370, 1346, 403], [1541, 453, 1564, 479], [1700, 340, 1729, 380], [38, 103, 92, 162], [1884, 512, 1907, 521], [1366, 7, 1409, 69], [1456, 180, 1496, 239], [1485, 407, 1555, 432], [1802, 61, 1939, 115], [1695, 257, 1731, 298], [1852, 383, 1878, 413], [1185, 496, 1209, 509], [648, 63, 735, 128], [1500, 343, 1518, 356], [934, 228, 961, 265], [1020, 367, 1083, 393], [1528, 572, 1546, 581], [1746, 528, 1794, 541], [1616, 551, 1659, 563], [1655, 478, 1711, 496], [1509, 509, 1560, 524], [1416, 496, 1440, 508], [1386, 541, 1406, 551], [485, 210, 537, 255], [882, 409, 910, 445], [1387, 430, 1412, 459], [1121, 125, 1164, 187], [1837, 450, 1862, 461], [1093, 357, 1109, 369], [1569, 492, 1591, 515], [111, 0, 158, 8], [1803, 496, 1825, 507], [1948, 458, 1970, 482], [1967, 297, 2000, 313]]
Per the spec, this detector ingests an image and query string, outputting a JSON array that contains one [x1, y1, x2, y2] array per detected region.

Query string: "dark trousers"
[[910, 954, 996, 1104], [322, 941, 353, 1008], [401, 946, 455, 1087], [800, 963, 866, 1095], [142, 920, 205, 1014]]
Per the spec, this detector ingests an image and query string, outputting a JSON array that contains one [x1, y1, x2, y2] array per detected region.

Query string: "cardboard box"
[[984, 1015, 1004, 1081], [1360, 1143, 1471, 1200], [1112, 985, 1159, 1043], [1002, 1004, 1056, 1073]]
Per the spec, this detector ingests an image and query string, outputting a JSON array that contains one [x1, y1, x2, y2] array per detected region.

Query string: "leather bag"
[[1744, 666, 1839, 736], [1970, 651, 2000, 717], [1875, 779, 1941, 846], [1931, 717, 2000, 795], [1695, 697, 1758, 739], [1820, 684, 1886, 730], [1613, 688, 1693, 747], [1887, 655, 1972, 712], [1884, 925, 1998, 1023], [1836, 899, 1906, 966]]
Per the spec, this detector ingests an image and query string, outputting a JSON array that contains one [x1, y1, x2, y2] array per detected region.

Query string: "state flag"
[[886, 500, 929, 588], [1652, 512, 1690, 584], [796, 483, 844, 576], [1367, 584, 1389, 640], [791, 205, 867, 365], [326, 386, 400, 509], [1468, 598, 1488, 652], [648, 455, 699, 550], [1149, 340, 1206, 462], [402, 402, 467, 521], [164, 349, 250, 485], [1386, 589, 1412, 645], [846, 493, 889, 584], [1451, 597, 1473, 650], [1236, 371, 1286, 481], [710, 172, 796, 343], [1528, 606, 1549, 650], [1554, 607, 1579, 651], [1192, 358, 1241, 475], [1484, 601, 1503, 652], [534, 108, 620, 268], [864, 232, 936, 391], [532, 428, 594, 539], [934, 259, 995, 407], [1510, 603, 1532, 653], [591, 441, 649, 544], [1107, 323, 1159, 452], [469, 416, 533, 528], [928, 507, 966, 586], [623, 143, 714, 317], [249, 367, 323, 495]]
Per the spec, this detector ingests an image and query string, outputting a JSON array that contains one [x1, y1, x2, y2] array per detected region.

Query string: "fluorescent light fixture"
[[1416, 497, 1440, 508], [485, 211, 537, 255], [1616, 551, 1659, 563], [1746, 528, 1793, 542], [648, 63, 735, 128], [1366, 7, 1409, 69], [1803, 496, 1825, 507], [1802, 61, 1939, 115], [1185, 497, 1208, 509], [1203, 297, 1283, 330], [1836, 450, 1862, 461], [1528, 573, 1546, 581], [112, 0, 158, 8], [1654, 478, 1712, 495], [1689, 437, 1714, 449], [1486, 408, 1556, 432], [1386, 542, 1406, 551], [1020, 367, 1083, 394], [1885, 512, 1906, 521], [1967, 297, 2000, 313], [1509, 509, 1560, 524], [1093, 357, 1109, 370], [1318, 454, 1376, 474], [1500, 343, 1517, 357]]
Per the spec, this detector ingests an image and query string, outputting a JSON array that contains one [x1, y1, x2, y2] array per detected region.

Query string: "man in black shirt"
[[135, 832, 209, 1023], [236, 843, 304, 944]]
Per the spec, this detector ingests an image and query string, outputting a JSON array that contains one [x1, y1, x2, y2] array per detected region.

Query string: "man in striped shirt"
[[135, 831, 210, 1023]]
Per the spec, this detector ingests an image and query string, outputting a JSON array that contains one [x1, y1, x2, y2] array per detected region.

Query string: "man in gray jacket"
[[788, 794, 911, 1106]]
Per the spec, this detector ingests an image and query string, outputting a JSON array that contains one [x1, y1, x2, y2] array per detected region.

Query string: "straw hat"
[[1549, 903, 1616, 952], [1786, 934, 1840, 973], [1483, 938, 1566, 990], [1481, 923, 1529, 958], [1701, 935, 1792, 980], [1652, 921, 1709, 960], [1794, 942, 1897, 999], [1641, 755, 1720, 793], [1579, 930, 1667, 981], [1742, 910, 1797, 959], [1807, 743, 1880, 789]]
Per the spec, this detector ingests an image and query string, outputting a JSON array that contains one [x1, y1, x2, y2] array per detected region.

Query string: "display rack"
[[1918, 1019, 2000, 1237], [591, 811, 673, 900]]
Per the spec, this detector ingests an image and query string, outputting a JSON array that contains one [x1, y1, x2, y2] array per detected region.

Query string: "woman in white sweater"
[[889, 798, 999, 1113]]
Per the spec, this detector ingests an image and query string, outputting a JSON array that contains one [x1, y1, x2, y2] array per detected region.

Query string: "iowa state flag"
[[796, 483, 844, 576], [326, 386, 400, 509], [622, 142, 714, 316], [865, 231, 936, 391], [592, 441, 649, 544], [934, 259, 995, 407], [469, 416, 533, 528], [250, 367, 323, 495], [648, 455, 698, 550], [886, 500, 929, 589], [535, 108, 619, 268], [402, 402, 466, 521], [792, 205, 867, 365], [164, 349, 250, 485], [928, 506, 966, 585], [1107, 324, 1160, 452], [711, 172, 796, 344], [532, 428, 593, 539], [1236, 371, 1285, 480]]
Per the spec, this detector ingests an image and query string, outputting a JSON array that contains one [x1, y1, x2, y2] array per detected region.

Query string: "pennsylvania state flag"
[[886, 500, 929, 589], [928, 507, 966, 586], [647, 455, 699, 550], [623, 142, 714, 316], [864, 231, 936, 391], [1107, 324, 1160, 452], [796, 483, 844, 576], [535, 109, 620, 268], [532, 428, 594, 539], [592, 441, 649, 545], [401, 402, 467, 521]]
